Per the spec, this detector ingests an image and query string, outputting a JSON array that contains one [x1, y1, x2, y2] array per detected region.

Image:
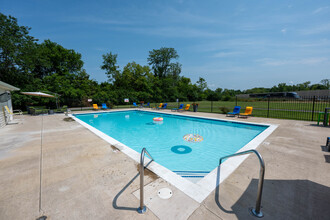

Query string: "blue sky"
[[2, 0, 330, 90]]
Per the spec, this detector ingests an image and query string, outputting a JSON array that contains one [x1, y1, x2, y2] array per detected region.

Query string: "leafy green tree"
[[195, 77, 207, 100], [32, 40, 84, 78], [221, 89, 239, 101], [196, 77, 207, 91], [177, 76, 192, 101], [0, 13, 37, 88], [296, 81, 311, 91], [101, 52, 120, 82], [320, 79, 330, 89], [117, 62, 153, 102], [147, 47, 180, 78], [310, 84, 327, 90], [245, 87, 269, 94]]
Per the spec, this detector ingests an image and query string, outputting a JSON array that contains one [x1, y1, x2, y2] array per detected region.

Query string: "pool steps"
[[173, 171, 210, 178]]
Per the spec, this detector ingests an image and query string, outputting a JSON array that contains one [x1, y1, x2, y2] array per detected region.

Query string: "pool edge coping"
[[69, 109, 278, 203]]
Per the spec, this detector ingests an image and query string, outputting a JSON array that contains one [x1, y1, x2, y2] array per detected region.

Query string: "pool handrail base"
[[219, 149, 265, 218]]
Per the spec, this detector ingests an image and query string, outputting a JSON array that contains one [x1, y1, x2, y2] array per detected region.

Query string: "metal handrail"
[[219, 149, 265, 218], [137, 148, 154, 214]]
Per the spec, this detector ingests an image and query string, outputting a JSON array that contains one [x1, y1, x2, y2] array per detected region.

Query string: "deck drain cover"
[[157, 188, 173, 199]]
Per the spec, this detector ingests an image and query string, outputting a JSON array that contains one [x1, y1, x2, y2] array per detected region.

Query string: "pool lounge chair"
[[183, 104, 191, 111], [172, 104, 184, 112], [227, 106, 241, 117], [93, 104, 101, 110], [4, 106, 22, 115], [238, 106, 253, 118], [158, 103, 167, 110], [144, 102, 150, 108], [3, 106, 19, 124], [101, 103, 109, 110], [153, 103, 163, 110], [133, 102, 142, 108]]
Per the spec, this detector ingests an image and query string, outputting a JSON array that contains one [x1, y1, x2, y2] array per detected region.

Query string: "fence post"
[[311, 96, 315, 121], [267, 96, 270, 118], [211, 100, 213, 113]]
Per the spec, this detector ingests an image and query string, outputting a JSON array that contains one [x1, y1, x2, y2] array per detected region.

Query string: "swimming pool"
[[72, 109, 277, 202], [75, 110, 267, 172]]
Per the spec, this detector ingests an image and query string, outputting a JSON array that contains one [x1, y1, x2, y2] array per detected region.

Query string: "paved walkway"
[[0, 110, 329, 219]]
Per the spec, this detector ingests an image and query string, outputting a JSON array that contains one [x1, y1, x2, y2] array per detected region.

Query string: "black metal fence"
[[235, 96, 330, 121], [142, 96, 330, 122], [66, 96, 330, 122]]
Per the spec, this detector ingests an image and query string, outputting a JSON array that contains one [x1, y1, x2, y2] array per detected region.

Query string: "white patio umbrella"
[[21, 92, 55, 98], [21, 91, 59, 109]]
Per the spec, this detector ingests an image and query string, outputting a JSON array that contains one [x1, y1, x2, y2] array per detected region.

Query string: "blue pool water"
[[75, 110, 267, 173]]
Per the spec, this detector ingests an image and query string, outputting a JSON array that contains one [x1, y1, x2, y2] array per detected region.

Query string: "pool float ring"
[[153, 117, 163, 121], [183, 134, 203, 143]]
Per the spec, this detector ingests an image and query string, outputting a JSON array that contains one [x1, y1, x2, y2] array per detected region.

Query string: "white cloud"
[[300, 57, 328, 65], [108, 26, 224, 38], [161, 7, 218, 25], [300, 23, 330, 35], [213, 51, 243, 58], [281, 28, 287, 34], [256, 57, 328, 66], [313, 6, 329, 14], [60, 16, 133, 25]]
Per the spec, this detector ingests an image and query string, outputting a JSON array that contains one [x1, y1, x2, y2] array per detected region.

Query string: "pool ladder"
[[137, 148, 154, 214], [137, 148, 265, 217], [219, 149, 265, 218]]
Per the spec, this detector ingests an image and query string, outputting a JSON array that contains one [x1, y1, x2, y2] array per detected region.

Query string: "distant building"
[[295, 90, 330, 98], [237, 90, 330, 99], [0, 81, 20, 128], [237, 92, 300, 99]]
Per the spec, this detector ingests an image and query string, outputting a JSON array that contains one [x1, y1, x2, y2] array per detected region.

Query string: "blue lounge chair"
[[157, 103, 167, 110], [172, 104, 183, 112], [162, 103, 168, 110], [226, 106, 241, 117], [101, 103, 109, 110], [144, 102, 150, 108], [133, 102, 139, 108]]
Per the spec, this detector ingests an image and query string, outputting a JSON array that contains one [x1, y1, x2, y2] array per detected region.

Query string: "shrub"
[[219, 106, 230, 114], [106, 101, 115, 109]]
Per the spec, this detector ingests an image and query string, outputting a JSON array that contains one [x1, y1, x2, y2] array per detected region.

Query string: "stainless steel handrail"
[[219, 149, 265, 218], [137, 148, 154, 214]]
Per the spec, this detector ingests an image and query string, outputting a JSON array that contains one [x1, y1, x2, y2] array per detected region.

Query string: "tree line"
[[0, 13, 329, 110]]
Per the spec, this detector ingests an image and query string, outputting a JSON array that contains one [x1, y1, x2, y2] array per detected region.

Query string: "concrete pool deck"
[[0, 109, 329, 219]]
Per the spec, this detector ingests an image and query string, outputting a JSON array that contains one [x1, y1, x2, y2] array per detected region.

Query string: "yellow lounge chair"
[[183, 104, 191, 111], [238, 106, 253, 118], [152, 103, 163, 110], [3, 106, 19, 124], [4, 106, 22, 115], [93, 104, 101, 110], [4, 106, 13, 115]]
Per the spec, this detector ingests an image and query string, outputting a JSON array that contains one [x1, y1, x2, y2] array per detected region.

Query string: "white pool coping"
[[70, 109, 278, 203]]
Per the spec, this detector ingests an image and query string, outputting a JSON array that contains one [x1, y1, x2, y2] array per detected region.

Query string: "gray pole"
[[137, 148, 154, 214], [219, 150, 265, 218]]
